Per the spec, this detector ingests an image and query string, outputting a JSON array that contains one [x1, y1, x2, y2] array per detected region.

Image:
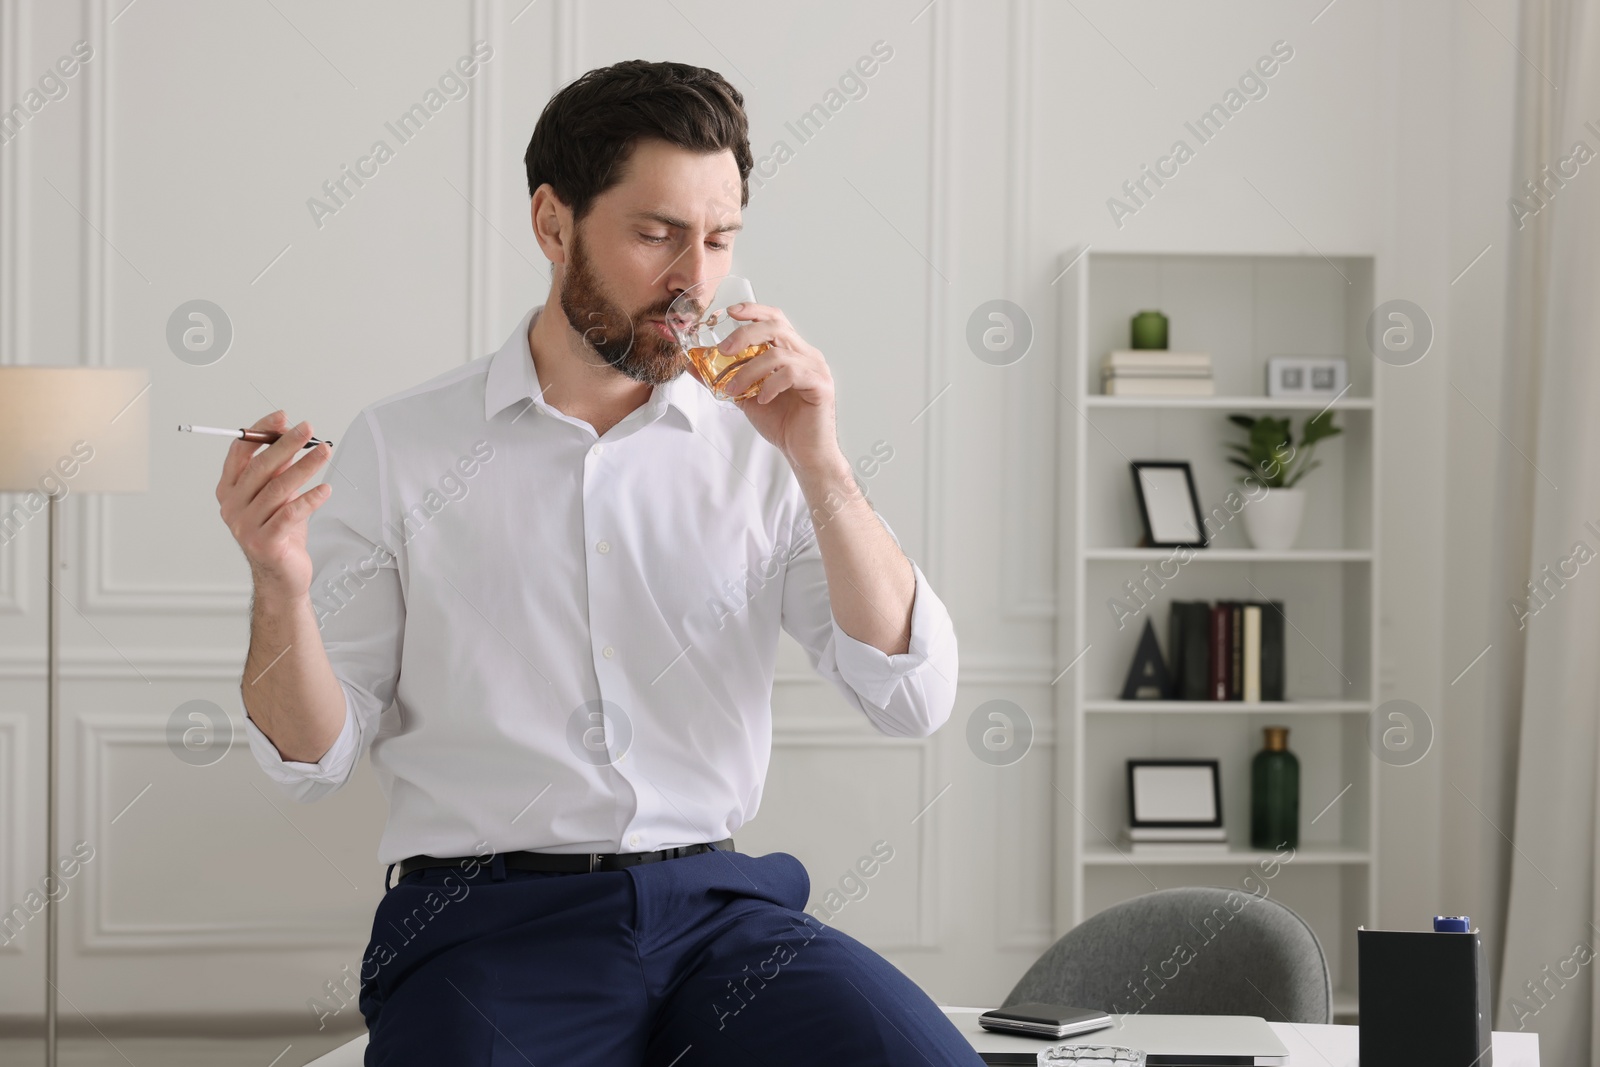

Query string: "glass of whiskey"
[[666, 275, 770, 402], [1037, 1046, 1144, 1066]]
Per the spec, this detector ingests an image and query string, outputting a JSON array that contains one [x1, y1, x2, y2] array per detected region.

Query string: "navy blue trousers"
[[358, 847, 985, 1066]]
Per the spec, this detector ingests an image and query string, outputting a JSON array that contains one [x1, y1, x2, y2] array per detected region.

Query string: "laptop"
[[943, 1008, 1290, 1066]]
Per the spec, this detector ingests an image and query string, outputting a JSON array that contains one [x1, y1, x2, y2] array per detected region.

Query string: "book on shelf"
[[1125, 825, 1227, 842], [1127, 841, 1232, 854], [1243, 604, 1262, 703], [1172, 599, 1286, 702], [1209, 603, 1230, 700], [1168, 601, 1212, 701], [1101, 351, 1214, 396], [1102, 376, 1216, 396], [1260, 601, 1286, 701], [1228, 601, 1244, 701], [1103, 350, 1212, 371]]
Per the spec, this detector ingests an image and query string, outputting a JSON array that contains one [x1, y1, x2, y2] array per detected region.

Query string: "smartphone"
[[978, 1002, 1115, 1039]]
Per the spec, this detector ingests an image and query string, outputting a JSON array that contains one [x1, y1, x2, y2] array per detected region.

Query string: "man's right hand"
[[216, 409, 333, 599]]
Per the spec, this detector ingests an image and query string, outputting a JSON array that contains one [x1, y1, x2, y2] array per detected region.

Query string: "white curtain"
[[1494, 0, 1600, 1061]]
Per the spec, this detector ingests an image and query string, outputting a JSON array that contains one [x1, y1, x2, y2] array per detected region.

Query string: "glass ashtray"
[[1037, 1045, 1146, 1066]]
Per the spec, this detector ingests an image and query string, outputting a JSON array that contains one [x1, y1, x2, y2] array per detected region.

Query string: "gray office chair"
[[1003, 887, 1332, 1024]]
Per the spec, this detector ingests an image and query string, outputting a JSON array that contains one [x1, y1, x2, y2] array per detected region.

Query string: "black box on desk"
[[1357, 926, 1492, 1066]]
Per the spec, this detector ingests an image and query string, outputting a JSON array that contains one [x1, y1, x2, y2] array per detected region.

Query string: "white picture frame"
[[1266, 356, 1348, 398], [1127, 760, 1223, 828]]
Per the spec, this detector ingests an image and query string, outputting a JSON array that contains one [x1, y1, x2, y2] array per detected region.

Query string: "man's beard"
[[559, 231, 684, 386]]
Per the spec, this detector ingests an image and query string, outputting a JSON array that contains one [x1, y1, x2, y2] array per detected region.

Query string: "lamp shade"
[[0, 367, 149, 493]]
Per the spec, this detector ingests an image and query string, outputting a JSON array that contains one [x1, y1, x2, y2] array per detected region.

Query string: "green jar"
[[1130, 309, 1169, 350], [1250, 726, 1299, 850]]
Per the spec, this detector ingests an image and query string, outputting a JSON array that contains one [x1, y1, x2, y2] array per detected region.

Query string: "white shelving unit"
[[1053, 249, 1379, 1021]]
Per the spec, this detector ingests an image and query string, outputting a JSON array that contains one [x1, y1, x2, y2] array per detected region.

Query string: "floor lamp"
[[0, 368, 149, 1066]]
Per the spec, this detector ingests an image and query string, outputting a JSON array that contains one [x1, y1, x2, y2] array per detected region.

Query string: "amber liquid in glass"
[[685, 342, 770, 400]]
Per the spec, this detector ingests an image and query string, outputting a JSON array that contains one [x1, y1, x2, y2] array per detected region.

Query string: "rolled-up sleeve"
[[779, 511, 958, 738], [240, 407, 403, 802]]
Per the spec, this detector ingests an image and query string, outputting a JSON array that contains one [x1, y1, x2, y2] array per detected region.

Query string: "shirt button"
[[592, 444, 604, 456], [629, 833, 641, 847], [603, 645, 615, 659], [596, 540, 610, 554]]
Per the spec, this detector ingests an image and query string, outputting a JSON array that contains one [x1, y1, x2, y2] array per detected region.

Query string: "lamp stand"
[[45, 492, 60, 1067]]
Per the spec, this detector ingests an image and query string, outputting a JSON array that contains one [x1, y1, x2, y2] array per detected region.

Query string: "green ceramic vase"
[[1251, 726, 1299, 850], [1130, 310, 1168, 350]]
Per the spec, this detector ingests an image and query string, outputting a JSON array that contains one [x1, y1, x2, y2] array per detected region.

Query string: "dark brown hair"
[[524, 60, 753, 219]]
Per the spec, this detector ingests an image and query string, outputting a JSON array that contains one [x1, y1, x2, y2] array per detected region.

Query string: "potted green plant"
[[1226, 412, 1342, 550]]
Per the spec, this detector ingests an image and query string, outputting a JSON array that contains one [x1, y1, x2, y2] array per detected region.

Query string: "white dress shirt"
[[242, 306, 959, 864]]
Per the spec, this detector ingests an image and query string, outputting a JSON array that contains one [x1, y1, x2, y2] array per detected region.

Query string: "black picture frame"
[[1126, 759, 1223, 829], [1129, 460, 1208, 549]]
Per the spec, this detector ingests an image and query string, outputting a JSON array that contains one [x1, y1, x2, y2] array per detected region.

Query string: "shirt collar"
[[484, 305, 703, 432]]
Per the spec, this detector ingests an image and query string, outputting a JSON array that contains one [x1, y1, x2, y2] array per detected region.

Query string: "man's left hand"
[[713, 302, 845, 476]]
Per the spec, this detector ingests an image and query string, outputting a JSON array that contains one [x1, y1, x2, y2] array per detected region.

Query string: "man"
[[218, 59, 974, 1065]]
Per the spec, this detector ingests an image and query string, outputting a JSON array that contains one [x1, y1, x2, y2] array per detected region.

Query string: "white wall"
[[0, 0, 1518, 1029]]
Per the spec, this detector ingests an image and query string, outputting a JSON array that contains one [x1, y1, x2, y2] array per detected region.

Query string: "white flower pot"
[[1243, 488, 1306, 551]]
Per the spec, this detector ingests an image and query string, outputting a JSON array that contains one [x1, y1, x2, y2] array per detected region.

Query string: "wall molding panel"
[[999, 0, 1056, 622], [0, 715, 28, 956], [76, 714, 371, 953], [0, 0, 30, 616], [768, 732, 939, 952], [920, 0, 952, 590]]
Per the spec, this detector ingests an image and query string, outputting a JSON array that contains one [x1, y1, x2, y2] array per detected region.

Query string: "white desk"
[[1267, 1021, 1538, 1065], [305, 1009, 1543, 1065], [939, 1007, 1541, 1066]]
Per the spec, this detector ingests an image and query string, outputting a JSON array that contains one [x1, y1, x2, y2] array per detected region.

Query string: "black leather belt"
[[394, 838, 734, 883]]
